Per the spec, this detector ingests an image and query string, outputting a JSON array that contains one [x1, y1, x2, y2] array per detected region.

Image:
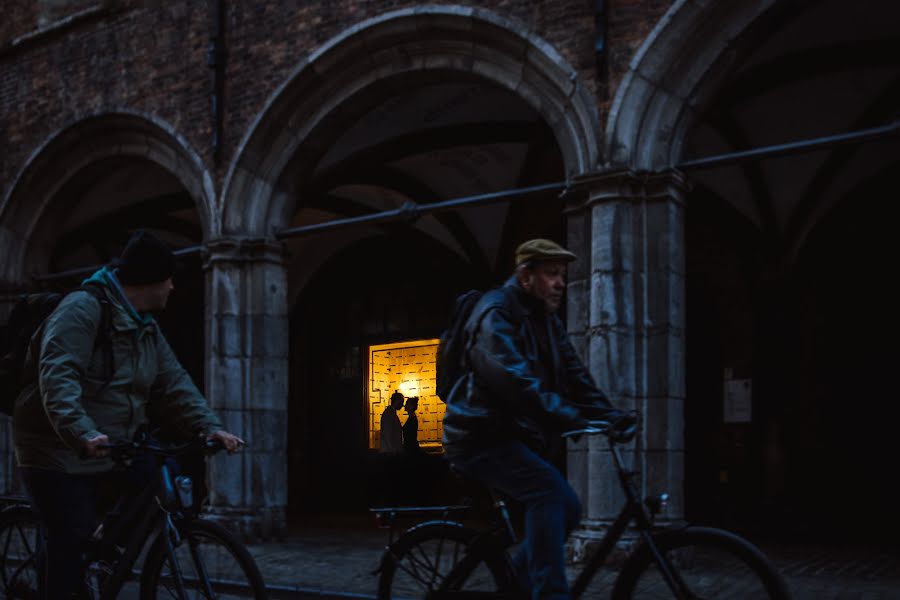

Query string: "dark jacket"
[[13, 268, 223, 474], [442, 277, 617, 456]]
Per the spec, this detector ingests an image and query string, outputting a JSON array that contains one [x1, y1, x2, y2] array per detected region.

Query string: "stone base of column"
[[568, 515, 688, 566], [203, 505, 287, 541], [568, 519, 638, 565]]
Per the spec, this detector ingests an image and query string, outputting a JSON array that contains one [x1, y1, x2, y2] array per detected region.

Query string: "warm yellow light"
[[368, 338, 443, 450]]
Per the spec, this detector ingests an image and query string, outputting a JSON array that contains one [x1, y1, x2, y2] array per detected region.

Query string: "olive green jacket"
[[13, 268, 223, 474]]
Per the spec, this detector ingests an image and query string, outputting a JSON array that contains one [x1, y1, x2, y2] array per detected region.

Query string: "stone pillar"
[[565, 169, 689, 558], [203, 238, 289, 538]]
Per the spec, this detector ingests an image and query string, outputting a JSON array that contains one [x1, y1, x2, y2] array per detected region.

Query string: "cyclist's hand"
[[609, 412, 637, 443], [208, 430, 245, 454], [83, 433, 110, 458]]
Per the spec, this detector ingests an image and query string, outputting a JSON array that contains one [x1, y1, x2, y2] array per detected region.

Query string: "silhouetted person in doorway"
[[380, 391, 404, 455], [402, 396, 422, 455], [375, 391, 405, 506]]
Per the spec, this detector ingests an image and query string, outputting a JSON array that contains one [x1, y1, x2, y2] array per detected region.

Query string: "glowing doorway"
[[368, 339, 443, 450]]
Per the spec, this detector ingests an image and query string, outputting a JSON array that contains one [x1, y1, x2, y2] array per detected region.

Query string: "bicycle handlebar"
[[99, 437, 227, 463], [563, 418, 638, 443], [562, 420, 611, 439]]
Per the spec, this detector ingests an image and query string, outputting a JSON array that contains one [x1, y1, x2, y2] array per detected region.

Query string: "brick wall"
[[0, 0, 674, 200]]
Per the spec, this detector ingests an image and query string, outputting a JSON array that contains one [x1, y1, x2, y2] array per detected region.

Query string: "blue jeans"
[[449, 441, 581, 600], [20, 453, 163, 599]]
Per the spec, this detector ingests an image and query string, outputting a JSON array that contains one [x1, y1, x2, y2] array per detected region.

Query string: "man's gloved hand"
[[608, 411, 637, 443]]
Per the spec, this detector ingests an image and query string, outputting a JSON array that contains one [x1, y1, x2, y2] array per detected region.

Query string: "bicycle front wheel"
[[0, 505, 41, 600], [377, 521, 515, 599], [612, 526, 791, 599], [140, 518, 267, 600]]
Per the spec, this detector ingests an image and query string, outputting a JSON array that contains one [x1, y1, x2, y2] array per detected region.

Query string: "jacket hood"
[[82, 267, 154, 327]]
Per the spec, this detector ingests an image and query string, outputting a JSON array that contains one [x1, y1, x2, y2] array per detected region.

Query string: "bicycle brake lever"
[[562, 427, 605, 439]]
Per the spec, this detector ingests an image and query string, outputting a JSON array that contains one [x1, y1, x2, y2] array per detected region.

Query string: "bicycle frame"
[[85, 461, 189, 600], [569, 440, 685, 600]]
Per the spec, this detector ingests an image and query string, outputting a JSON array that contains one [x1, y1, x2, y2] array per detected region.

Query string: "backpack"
[[0, 284, 113, 416], [435, 289, 484, 401]]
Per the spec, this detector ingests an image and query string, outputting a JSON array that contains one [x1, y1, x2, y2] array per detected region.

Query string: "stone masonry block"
[[249, 357, 289, 411], [247, 449, 287, 506], [591, 201, 635, 273], [249, 315, 290, 358], [585, 448, 625, 520], [207, 267, 243, 316], [644, 269, 685, 330], [588, 330, 636, 400], [641, 395, 685, 451], [241, 409, 288, 453], [208, 451, 245, 507], [566, 440, 589, 500], [590, 270, 635, 329], [209, 314, 243, 358], [246, 264, 288, 317], [206, 357, 246, 411]]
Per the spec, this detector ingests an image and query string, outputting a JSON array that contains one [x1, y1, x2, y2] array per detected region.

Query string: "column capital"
[[565, 168, 691, 212], [203, 237, 288, 269]]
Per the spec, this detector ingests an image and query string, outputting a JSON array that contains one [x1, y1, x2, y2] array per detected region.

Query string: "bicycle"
[[373, 422, 792, 599], [0, 435, 268, 599]]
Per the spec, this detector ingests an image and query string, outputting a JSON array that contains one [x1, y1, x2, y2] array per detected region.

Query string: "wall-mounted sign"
[[724, 378, 752, 423]]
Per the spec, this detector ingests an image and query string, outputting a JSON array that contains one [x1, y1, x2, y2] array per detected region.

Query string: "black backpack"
[[435, 289, 484, 401], [0, 284, 113, 416]]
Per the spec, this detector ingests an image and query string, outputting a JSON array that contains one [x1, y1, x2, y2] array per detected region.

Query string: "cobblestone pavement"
[[243, 514, 900, 600]]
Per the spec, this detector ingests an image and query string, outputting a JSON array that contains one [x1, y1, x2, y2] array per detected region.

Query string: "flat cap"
[[515, 238, 577, 266]]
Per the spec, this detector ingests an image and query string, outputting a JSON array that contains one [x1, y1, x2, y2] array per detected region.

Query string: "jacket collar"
[[503, 275, 549, 317], [83, 267, 156, 328]]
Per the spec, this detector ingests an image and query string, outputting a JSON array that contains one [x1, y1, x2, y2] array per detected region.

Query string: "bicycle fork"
[[161, 512, 191, 600]]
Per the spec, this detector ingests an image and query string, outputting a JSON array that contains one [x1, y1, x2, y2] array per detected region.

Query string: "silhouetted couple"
[[379, 391, 421, 456]]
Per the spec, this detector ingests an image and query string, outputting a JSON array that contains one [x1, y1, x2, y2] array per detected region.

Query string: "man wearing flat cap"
[[13, 229, 244, 599], [443, 238, 635, 600]]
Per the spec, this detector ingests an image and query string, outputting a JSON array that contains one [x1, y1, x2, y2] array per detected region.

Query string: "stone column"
[[565, 169, 689, 558], [203, 238, 289, 538]]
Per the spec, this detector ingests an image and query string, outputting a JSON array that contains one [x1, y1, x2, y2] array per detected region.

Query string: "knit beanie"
[[114, 230, 177, 285]]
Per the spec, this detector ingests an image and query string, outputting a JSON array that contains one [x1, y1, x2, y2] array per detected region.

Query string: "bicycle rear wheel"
[[612, 526, 791, 599], [139, 519, 266, 599], [377, 521, 515, 599], [0, 506, 41, 600]]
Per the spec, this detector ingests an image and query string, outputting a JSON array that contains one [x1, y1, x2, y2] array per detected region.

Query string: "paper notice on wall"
[[724, 379, 752, 423]]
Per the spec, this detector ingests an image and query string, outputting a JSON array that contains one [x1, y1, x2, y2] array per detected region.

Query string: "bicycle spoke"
[[147, 523, 265, 600]]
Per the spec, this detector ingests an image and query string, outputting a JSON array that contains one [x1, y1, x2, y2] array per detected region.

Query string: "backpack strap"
[[80, 283, 115, 394], [462, 289, 505, 369]]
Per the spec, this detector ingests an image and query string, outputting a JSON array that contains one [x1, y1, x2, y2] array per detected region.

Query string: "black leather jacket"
[[442, 277, 619, 456]]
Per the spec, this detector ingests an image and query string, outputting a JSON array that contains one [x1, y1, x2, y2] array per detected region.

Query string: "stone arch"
[[220, 5, 601, 237], [605, 0, 779, 170], [0, 111, 214, 284]]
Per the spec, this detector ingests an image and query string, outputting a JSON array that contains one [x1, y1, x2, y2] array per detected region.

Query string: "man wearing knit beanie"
[[12, 229, 244, 599], [113, 229, 179, 312]]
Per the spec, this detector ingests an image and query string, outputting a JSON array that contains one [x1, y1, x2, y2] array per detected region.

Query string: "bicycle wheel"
[[377, 521, 515, 599], [139, 519, 267, 600], [0, 506, 41, 600], [612, 526, 791, 599]]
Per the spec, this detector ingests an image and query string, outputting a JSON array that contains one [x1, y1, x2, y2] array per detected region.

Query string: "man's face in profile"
[[520, 260, 567, 312], [145, 277, 175, 312]]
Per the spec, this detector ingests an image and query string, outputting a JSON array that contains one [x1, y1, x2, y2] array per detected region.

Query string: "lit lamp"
[[399, 379, 418, 397]]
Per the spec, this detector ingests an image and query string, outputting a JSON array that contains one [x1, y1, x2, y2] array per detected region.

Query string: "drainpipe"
[[208, 0, 226, 160], [594, 0, 608, 85]]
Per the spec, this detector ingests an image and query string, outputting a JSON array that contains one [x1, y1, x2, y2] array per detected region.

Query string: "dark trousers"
[[449, 441, 581, 600], [20, 457, 160, 599]]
